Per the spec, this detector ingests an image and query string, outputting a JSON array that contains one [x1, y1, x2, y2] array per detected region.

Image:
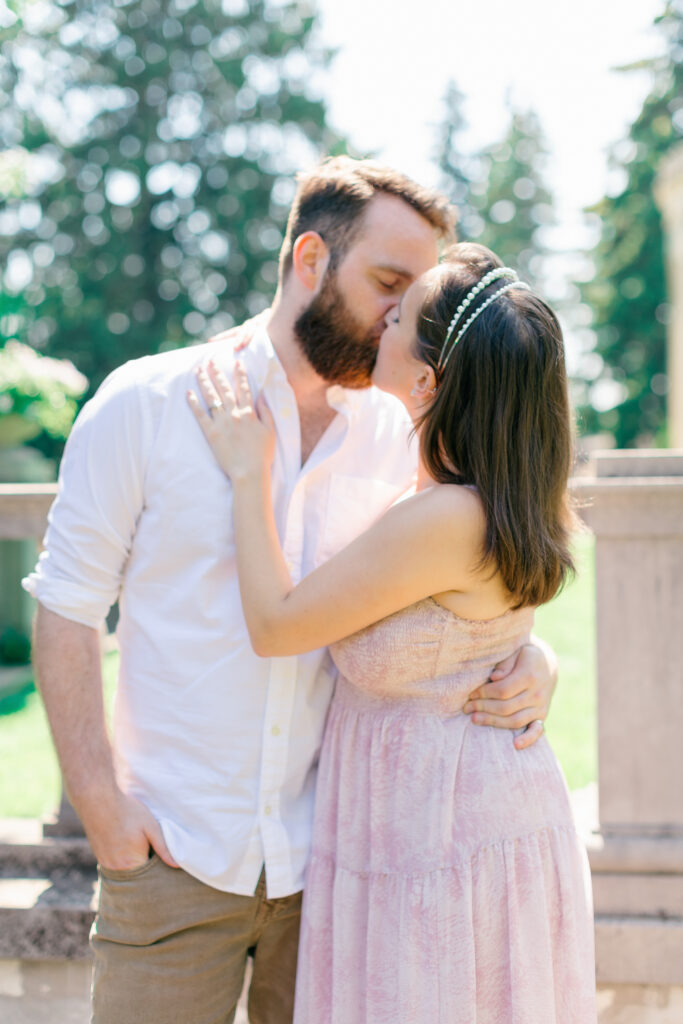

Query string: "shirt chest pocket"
[[316, 474, 407, 565]]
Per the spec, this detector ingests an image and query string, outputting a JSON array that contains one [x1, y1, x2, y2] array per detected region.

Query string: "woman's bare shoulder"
[[386, 483, 487, 570], [414, 481, 486, 530]]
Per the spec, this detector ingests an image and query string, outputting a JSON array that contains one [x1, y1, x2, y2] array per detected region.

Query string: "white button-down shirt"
[[24, 324, 417, 897]]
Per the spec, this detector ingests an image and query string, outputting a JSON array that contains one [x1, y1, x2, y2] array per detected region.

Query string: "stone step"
[[595, 916, 683, 987], [0, 820, 94, 876], [0, 819, 251, 1022], [0, 820, 95, 961], [0, 877, 96, 961]]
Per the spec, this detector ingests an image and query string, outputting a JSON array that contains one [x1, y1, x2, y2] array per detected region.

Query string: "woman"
[[188, 243, 596, 1023]]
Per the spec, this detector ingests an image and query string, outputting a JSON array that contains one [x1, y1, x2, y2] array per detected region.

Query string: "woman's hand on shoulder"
[[187, 358, 275, 483]]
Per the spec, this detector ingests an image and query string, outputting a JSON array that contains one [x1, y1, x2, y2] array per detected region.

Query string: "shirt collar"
[[242, 320, 283, 394], [325, 383, 365, 419]]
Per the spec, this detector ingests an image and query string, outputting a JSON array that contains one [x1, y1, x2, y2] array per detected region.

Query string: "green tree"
[[578, 0, 682, 447], [434, 80, 483, 243], [0, 0, 338, 412], [472, 106, 555, 289]]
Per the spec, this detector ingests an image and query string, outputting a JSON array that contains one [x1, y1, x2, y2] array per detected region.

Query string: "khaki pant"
[[90, 855, 302, 1024]]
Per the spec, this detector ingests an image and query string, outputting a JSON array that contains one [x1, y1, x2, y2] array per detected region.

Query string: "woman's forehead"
[[407, 264, 446, 307]]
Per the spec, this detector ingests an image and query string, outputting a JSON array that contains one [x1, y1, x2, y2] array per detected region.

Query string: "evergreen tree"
[[434, 80, 482, 243], [578, 0, 682, 447], [0, 0, 338, 403], [472, 106, 555, 289]]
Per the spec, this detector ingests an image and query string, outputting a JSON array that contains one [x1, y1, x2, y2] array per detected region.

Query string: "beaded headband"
[[438, 267, 531, 372]]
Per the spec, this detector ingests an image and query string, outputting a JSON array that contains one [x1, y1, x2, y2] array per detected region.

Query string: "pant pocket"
[[93, 854, 173, 947], [98, 852, 160, 882]]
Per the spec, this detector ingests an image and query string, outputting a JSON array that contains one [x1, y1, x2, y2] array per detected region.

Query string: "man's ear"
[[291, 232, 330, 292]]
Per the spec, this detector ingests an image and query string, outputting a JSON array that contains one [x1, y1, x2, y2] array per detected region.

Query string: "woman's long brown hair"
[[416, 243, 577, 608]]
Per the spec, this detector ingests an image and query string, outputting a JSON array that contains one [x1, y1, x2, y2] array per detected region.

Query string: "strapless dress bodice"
[[329, 596, 535, 716]]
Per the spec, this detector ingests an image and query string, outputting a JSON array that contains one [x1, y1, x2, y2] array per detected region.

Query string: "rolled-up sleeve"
[[23, 362, 153, 629]]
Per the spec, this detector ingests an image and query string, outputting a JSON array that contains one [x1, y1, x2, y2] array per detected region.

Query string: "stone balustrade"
[[571, 452, 683, 1020], [0, 484, 57, 540]]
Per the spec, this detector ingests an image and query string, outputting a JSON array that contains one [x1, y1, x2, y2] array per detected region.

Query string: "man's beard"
[[293, 272, 380, 389]]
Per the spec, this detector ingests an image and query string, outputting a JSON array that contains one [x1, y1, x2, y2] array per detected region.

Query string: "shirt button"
[[264, 805, 272, 816], [281, 407, 292, 418], [286, 560, 294, 572], [271, 725, 281, 737]]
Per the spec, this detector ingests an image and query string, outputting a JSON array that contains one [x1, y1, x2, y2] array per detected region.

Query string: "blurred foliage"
[[577, 0, 683, 447], [0, 624, 31, 665], [473, 108, 554, 290], [0, 340, 88, 444], [434, 81, 483, 243], [0, 1, 25, 44], [0, 0, 340, 454], [436, 86, 555, 290]]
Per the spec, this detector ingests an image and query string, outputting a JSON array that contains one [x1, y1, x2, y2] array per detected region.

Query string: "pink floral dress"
[[293, 598, 596, 1024]]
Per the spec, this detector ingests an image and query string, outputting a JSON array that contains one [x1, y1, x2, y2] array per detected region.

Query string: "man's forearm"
[[33, 603, 119, 817], [462, 630, 559, 751], [528, 632, 559, 696], [33, 603, 177, 869]]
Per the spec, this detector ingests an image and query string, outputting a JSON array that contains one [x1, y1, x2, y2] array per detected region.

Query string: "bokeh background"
[[1, 0, 679, 448]]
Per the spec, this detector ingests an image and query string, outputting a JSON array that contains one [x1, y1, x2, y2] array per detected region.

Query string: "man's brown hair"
[[279, 156, 456, 280]]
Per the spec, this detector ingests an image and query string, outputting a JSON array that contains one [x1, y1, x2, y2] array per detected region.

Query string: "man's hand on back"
[[463, 638, 557, 750]]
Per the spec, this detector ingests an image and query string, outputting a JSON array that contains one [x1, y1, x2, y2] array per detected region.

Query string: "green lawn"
[[0, 678, 61, 818], [0, 651, 119, 818], [535, 532, 596, 790], [0, 535, 596, 817]]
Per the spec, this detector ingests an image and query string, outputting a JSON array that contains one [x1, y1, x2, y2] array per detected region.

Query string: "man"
[[25, 157, 556, 1023]]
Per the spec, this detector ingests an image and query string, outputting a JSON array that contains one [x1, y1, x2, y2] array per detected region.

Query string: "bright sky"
[[315, 0, 664, 256]]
